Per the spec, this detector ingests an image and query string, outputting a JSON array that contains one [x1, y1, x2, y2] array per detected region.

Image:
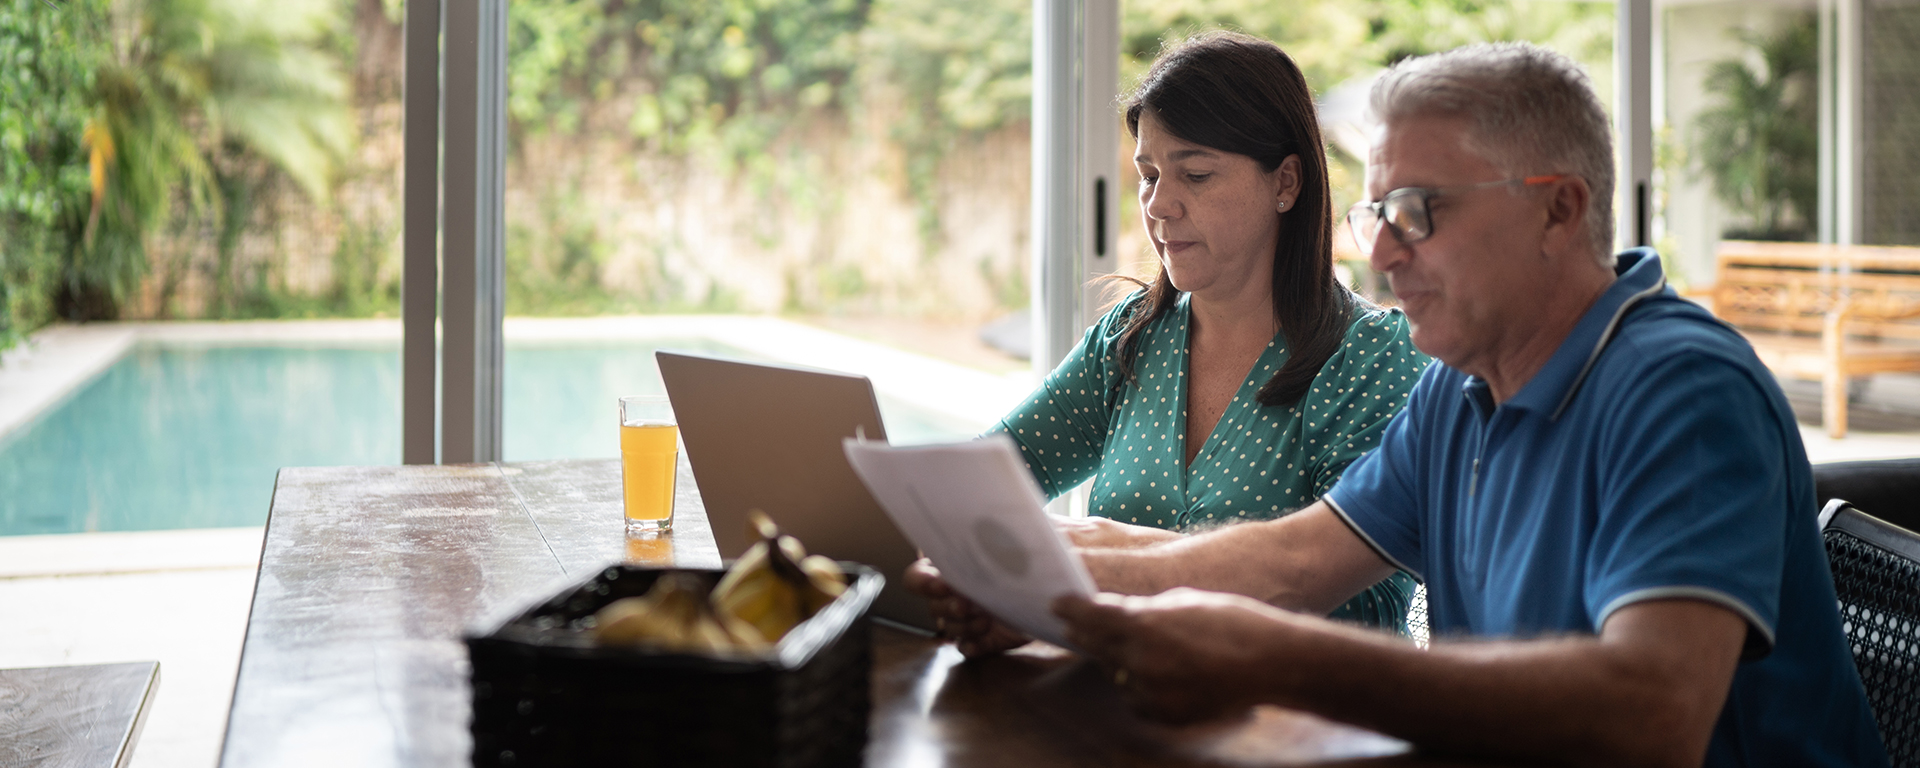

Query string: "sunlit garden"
[[2, 0, 1630, 346]]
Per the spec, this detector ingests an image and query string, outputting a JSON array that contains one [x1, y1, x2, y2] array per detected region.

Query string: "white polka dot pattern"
[[989, 293, 1431, 532]]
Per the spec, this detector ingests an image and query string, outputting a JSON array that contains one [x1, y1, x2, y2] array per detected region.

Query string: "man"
[[909, 42, 1887, 767]]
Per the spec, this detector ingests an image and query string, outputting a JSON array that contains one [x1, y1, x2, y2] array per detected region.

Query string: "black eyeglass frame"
[[1346, 174, 1568, 256]]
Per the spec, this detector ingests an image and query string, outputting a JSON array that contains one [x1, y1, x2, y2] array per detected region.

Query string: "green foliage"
[[1123, 0, 1375, 92], [504, 0, 1024, 248], [0, 0, 356, 326], [506, 184, 611, 314], [865, 0, 1029, 245], [324, 216, 401, 317], [84, 0, 355, 319], [977, 255, 1027, 310], [870, 0, 1029, 133], [505, 182, 739, 316], [3, 0, 1635, 340], [1691, 15, 1818, 241], [1120, 0, 1613, 99], [0, 0, 112, 346], [494, 0, 1618, 314], [508, 0, 870, 164], [1360, 0, 1614, 69]]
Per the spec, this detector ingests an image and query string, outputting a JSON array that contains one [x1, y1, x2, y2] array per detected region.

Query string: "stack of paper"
[[843, 435, 1095, 647]]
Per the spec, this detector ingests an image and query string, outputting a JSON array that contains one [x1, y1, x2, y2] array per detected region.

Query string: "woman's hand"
[[902, 557, 1032, 656], [1056, 516, 1184, 550], [1053, 588, 1294, 724]]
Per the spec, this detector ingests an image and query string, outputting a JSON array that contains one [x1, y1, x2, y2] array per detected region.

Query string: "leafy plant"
[[1, 0, 1640, 341], [508, 0, 870, 163], [1690, 14, 1818, 241], [0, 0, 112, 346], [865, 0, 1029, 246], [1361, 0, 1614, 70], [73, 0, 353, 320]]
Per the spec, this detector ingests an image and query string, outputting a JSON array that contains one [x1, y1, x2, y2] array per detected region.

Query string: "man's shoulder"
[[1582, 293, 1801, 447], [1602, 293, 1766, 380]]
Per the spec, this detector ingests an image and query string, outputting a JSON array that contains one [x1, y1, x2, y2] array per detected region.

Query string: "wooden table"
[[1, 661, 159, 768], [219, 459, 1465, 767]]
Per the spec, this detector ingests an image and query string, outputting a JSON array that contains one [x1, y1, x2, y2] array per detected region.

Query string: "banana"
[[798, 554, 848, 615], [592, 572, 753, 654], [709, 510, 849, 643], [712, 540, 804, 643], [589, 511, 850, 654]]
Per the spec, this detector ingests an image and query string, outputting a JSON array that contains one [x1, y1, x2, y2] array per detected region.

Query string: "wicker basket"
[[466, 563, 881, 768]]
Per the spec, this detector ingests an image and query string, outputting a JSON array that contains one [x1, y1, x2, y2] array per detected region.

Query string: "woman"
[[915, 31, 1428, 652]]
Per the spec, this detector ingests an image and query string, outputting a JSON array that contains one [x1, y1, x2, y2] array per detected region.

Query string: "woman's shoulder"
[[1095, 285, 1155, 320], [1343, 302, 1410, 341], [1335, 302, 1428, 368], [1090, 286, 1182, 338]]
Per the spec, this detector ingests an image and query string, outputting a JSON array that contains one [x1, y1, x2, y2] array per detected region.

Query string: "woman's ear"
[[1274, 154, 1304, 214]]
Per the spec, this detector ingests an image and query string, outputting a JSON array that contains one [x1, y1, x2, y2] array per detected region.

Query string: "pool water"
[[0, 341, 982, 536]]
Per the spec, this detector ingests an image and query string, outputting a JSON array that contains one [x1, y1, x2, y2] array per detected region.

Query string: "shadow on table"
[[870, 626, 1523, 767]]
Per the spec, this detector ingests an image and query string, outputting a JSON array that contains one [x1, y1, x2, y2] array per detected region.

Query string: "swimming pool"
[[0, 339, 987, 536]]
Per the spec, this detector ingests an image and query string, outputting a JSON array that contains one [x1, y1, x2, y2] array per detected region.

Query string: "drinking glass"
[[618, 396, 678, 532]]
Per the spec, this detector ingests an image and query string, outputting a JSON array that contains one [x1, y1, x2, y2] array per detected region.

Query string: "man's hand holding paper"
[[843, 435, 1095, 650]]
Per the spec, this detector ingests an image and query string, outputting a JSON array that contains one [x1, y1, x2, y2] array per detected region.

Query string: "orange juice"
[[620, 421, 678, 531], [624, 531, 673, 565]]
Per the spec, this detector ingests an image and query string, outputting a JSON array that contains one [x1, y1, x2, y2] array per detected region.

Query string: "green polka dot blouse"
[[990, 292, 1431, 631]]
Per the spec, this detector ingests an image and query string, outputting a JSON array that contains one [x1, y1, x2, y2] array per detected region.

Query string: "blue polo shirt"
[[1325, 249, 1887, 767]]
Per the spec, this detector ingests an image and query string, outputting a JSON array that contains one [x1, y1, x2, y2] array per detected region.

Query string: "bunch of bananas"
[[710, 511, 848, 644], [590, 571, 759, 654], [589, 511, 847, 654]]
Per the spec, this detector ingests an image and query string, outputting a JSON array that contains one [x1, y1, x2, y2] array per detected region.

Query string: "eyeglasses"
[[1345, 175, 1567, 256]]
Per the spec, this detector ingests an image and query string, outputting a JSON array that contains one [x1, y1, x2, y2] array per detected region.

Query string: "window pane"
[[1658, 2, 1818, 284], [501, 0, 1035, 459], [1114, 1, 1615, 303], [0, 0, 401, 535], [1865, 1, 1920, 246]]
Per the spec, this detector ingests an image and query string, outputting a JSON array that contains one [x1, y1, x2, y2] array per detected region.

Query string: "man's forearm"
[[1243, 603, 1741, 768], [1081, 540, 1299, 607], [1082, 520, 1300, 602], [1082, 504, 1392, 615]]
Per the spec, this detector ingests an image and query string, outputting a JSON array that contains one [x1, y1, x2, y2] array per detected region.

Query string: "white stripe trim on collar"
[[1550, 275, 1669, 421]]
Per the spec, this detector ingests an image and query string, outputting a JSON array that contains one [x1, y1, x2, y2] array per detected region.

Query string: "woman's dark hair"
[[1116, 30, 1353, 409]]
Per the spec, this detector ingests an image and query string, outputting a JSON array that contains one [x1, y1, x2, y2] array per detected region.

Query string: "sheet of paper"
[[843, 434, 1095, 648]]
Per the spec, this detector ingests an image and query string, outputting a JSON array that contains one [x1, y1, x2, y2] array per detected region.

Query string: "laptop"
[[654, 350, 935, 632]]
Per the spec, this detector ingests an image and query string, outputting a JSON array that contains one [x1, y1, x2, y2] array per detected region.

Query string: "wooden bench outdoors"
[[1711, 241, 1920, 438]]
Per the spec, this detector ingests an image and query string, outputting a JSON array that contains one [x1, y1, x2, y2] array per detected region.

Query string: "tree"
[[0, 0, 112, 346], [68, 0, 354, 320], [1691, 15, 1818, 241]]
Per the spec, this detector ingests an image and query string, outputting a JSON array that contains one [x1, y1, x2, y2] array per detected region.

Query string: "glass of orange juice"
[[618, 395, 678, 532]]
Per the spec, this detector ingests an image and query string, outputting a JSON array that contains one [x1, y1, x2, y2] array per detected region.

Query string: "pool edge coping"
[[0, 317, 1034, 447], [0, 324, 140, 443], [0, 526, 265, 579]]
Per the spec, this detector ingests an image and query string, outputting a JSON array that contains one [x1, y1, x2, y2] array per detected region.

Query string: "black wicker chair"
[[1815, 459, 1920, 532], [1406, 584, 1430, 648], [1820, 498, 1920, 767]]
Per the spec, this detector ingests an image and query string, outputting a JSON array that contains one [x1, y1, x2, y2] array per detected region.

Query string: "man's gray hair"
[[1370, 42, 1615, 264]]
